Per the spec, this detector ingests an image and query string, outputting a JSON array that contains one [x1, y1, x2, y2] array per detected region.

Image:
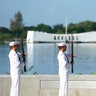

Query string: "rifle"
[[20, 30, 26, 72], [70, 34, 74, 73]]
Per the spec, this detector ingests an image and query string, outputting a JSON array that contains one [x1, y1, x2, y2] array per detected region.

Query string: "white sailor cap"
[[58, 43, 66, 47], [9, 41, 20, 46]]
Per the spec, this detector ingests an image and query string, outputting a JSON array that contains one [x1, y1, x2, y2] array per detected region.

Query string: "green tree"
[[0, 27, 11, 34], [10, 11, 24, 38], [37, 23, 52, 33], [0, 27, 11, 43], [53, 24, 65, 34]]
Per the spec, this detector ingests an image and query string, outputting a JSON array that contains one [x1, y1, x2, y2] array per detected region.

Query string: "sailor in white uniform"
[[57, 43, 71, 96], [8, 41, 24, 96]]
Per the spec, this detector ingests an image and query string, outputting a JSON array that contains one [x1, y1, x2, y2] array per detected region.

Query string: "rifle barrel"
[[21, 41, 26, 72], [71, 35, 74, 73], [20, 29, 26, 72]]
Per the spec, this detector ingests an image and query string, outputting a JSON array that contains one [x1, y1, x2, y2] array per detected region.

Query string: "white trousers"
[[59, 73, 68, 96], [10, 75, 20, 96]]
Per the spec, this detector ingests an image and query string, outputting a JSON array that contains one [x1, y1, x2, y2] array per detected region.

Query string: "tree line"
[[0, 11, 96, 43]]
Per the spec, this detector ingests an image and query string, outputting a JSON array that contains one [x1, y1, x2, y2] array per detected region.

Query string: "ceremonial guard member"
[[57, 43, 71, 96], [8, 41, 25, 96]]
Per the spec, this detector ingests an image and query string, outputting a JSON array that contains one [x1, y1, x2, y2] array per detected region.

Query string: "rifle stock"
[[71, 60, 74, 73]]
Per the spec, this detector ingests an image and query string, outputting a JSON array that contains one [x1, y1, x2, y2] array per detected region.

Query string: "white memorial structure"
[[27, 31, 96, 43]]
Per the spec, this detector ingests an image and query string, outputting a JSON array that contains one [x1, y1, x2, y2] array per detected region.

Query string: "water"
[[0, 43, 96, 74], [0, 44, 10, 74]]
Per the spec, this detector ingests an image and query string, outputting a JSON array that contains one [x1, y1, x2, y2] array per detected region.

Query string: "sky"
[[0, 0, 96, 28]]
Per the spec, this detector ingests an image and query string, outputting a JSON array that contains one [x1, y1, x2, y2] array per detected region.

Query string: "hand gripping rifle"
[[70, 34, 74, 73], [20, 30, 26, 72]]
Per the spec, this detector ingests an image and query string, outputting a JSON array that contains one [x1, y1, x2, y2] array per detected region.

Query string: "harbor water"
[[0, 43, 96, 74]]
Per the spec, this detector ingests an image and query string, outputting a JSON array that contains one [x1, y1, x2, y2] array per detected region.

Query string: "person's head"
[[58, 43, 67, 52], [9, 41, 20, 51]]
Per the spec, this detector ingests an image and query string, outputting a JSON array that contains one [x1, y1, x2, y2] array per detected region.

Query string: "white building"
[[26, 31, 96, 43]]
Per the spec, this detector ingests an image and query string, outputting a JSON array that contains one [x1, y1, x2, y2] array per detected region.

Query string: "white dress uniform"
[[57, 50, 70, 96], [8, 49, 24, 96]]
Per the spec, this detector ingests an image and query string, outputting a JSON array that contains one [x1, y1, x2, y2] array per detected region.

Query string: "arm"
[[58, 54, 69, 69]]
